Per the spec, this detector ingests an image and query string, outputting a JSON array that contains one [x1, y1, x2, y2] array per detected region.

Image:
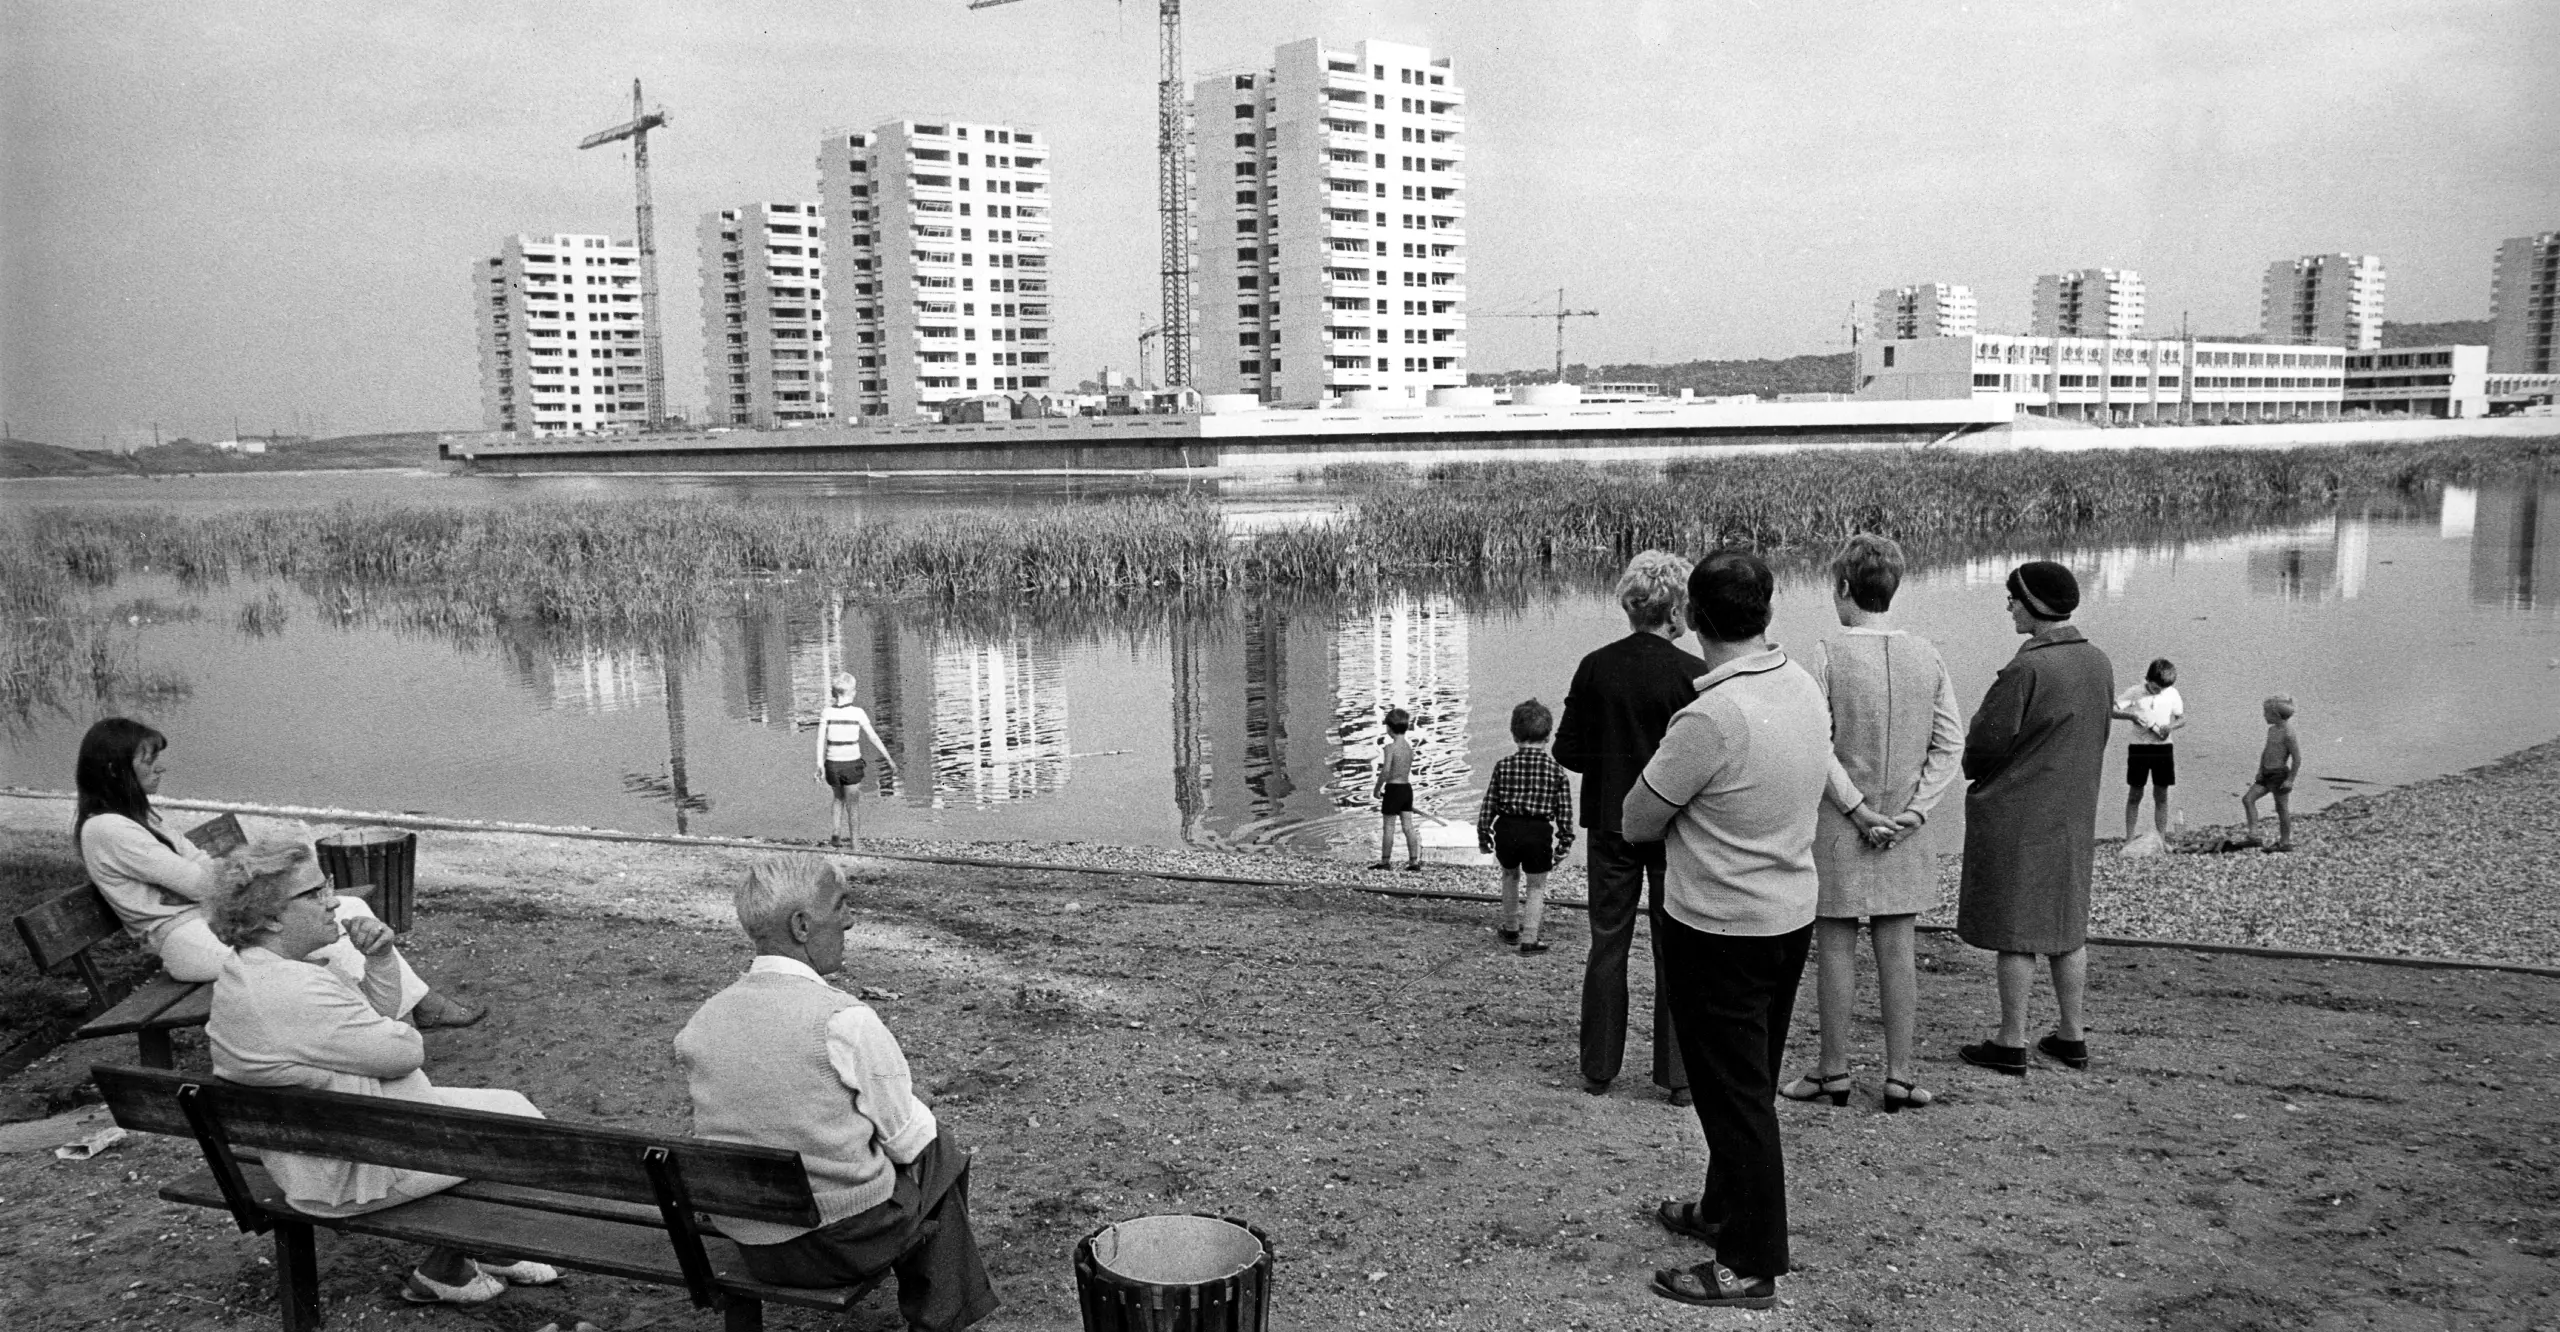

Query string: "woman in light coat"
[[1782, 535, 1964, 1113]]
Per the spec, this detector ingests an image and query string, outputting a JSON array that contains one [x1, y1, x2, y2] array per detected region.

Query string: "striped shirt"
[[1476, 747, 1575, 854], [820, 703, 870, 761]]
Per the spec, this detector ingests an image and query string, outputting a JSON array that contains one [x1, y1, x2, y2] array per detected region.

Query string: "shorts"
[[1380, 783, 1414, 817], [2252, 767, 2294, 795], [824, 758, 868, 790], [2126, 744, 2175, 790], [1492, 815, 1556, 874]]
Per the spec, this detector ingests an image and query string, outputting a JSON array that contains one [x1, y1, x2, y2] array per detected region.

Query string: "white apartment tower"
[[473, 233, 648, 437], [1191, 37, 1467, 405], [2262, 253, 2384, 351], [2489, 231, 2558, 374], [697, 203, 830, 427], [2031, 268, 2145, 340], [1873, 284, 1976, 340], [819, 120, 1054, 420]]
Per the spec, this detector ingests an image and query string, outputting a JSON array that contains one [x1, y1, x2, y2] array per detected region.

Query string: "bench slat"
[[97, 1066, 820, 1227], [74, 973, 206, 1040], [14, 883, 122, 975], [161, 1165, 870, 1314]]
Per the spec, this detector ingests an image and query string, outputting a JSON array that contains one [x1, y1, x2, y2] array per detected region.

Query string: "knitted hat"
[[2006, 561, 2079, 621]]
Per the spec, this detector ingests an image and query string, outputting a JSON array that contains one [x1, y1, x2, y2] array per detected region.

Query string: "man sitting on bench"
[[675, 855, 997, 1332]]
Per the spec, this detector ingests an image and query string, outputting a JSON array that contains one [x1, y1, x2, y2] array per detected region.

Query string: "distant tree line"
[[1469, 353, 1854, 398]]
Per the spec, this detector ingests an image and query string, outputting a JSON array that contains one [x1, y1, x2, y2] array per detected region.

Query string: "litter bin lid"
[[1088, 1215, 1262, 1286], [316, 826, 411, 848]]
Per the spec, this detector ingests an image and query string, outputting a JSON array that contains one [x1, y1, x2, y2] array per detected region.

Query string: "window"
[[1235, 162, 1258, 177], [1240, 360, 1262, 374], [1882, 346, 1896, 368], [1235, 132, 1256, 147], [1238, 303, 1263, 318], [1235, 104, 1256, 118]]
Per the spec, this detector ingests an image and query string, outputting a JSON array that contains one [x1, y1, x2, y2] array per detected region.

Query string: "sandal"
[[1882, 1077, 1934, 1113], [1654, 1198, 1721, 1245], [1650, 1261, 1775, 1309], [1779, 1070, 1851, 1107]]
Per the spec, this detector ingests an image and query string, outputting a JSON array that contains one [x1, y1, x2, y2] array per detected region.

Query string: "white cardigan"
[[78, 812, 217, 951]]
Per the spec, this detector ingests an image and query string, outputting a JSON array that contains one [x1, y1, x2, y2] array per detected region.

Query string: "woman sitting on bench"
[[72, 717, 480, 1028], [202, 836, 558, 1306]]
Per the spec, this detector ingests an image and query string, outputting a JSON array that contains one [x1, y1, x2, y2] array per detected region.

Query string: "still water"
[[6, 471, 2555, 866]]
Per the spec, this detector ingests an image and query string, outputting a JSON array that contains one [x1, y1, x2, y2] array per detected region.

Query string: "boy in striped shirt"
[[1478, 699, 1576, 955]]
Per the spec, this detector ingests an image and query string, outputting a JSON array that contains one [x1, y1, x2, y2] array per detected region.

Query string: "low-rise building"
[[697, 203, 830, 427], [819, 119, 1055, 421], [1857, 332, 2346, 422], [2345, 344, 2560, 417], [473, 232, 648, 437], [1873, 283, 1976, 340]]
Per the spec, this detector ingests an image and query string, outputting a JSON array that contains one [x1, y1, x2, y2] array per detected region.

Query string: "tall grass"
[[12, 437, 2547, 700]]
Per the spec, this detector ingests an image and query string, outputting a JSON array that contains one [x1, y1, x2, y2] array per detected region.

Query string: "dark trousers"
[[1658, 915, 1814, 1280], [1578, 830, 1687, 1090], [735, 1130, 998, 1332]]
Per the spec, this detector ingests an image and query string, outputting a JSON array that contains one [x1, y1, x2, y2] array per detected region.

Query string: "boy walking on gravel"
[[2242, 695, 2303, 851], [1477, 699, 1575, 955]]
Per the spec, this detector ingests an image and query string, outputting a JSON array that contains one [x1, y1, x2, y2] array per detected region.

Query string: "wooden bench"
[[95, 1064, 892, 1331], [12, 813, 245, 1068]]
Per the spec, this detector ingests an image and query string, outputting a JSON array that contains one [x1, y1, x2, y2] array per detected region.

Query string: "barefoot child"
[[2111, 658, 2185, 843], [1477, 699, 1576, 955], [1372, 709, 1424, 870], [2242, 694, 2302, 850], [815, 673, 899, 847]]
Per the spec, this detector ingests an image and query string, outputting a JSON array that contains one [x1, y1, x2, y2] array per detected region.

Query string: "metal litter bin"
[[314, 827, 418, 932], [1074, 1214, 1271, 1331]]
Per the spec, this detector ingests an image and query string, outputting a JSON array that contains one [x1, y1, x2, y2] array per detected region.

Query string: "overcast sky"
[[4, 0, 2554, 445]]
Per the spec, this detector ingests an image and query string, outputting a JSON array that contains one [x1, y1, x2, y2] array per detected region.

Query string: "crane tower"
[[579, 80, 673, 427]]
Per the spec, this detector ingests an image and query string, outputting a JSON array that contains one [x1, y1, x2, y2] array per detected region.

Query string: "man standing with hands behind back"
[[1555, 549, 1702, 1104]]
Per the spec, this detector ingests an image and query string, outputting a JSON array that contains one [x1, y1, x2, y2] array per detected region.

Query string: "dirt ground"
[[1, 801, 2555, 1332]]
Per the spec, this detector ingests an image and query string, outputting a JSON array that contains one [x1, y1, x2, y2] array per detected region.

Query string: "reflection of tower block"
[[556, 642, 651, 714], [930, 640, 1070, 805], [1330, 592, 1471, 808], [2246, 544, 2340, 602]]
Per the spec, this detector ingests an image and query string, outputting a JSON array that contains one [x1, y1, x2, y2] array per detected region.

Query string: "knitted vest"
[[673, 971, 892, 1241]]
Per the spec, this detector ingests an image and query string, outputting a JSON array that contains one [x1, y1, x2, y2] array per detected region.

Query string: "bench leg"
[[275, 1221, 320, 1332], [721, 1298, 763, 1332], [138, 1027, 175, 1070]]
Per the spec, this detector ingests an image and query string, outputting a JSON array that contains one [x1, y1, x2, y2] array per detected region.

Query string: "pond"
[[5, 470, 2554, 868]]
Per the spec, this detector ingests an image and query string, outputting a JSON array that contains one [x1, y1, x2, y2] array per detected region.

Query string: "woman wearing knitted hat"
[[1954, 560, 2114, 1076]]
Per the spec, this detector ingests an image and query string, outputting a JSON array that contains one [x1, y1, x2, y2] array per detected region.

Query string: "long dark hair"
[[74, 718, 173, 847]]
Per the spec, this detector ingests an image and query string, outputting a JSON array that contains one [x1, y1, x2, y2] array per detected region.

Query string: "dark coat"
[[1956, 625, 2114, 954], [1554, 631, 1706, 833]]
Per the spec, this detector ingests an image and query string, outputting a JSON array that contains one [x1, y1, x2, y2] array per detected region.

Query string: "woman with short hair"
[[204, 837, 554, 1305], [1782, 534, 1965, 1114], [72, 717, 478, 1027]]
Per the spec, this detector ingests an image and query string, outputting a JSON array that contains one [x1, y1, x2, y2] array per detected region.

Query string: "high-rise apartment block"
[[1873, 284, 1976, 340], [697, 203, 830, 427], [473, 233, 648, 437], [2262, 253, 2384, 351], [2031, 268, 2145, 340], [818, 119, 1054, 420], [2489, 231, 2558, 374], [1191, 37, 1467, 405]]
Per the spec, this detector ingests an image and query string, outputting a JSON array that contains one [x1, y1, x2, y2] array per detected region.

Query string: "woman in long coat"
[[1784, 535, 1965, 1113], [1955, 560, 2113, 1076]]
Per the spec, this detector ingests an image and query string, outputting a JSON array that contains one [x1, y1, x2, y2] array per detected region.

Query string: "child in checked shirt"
[[1477, 699, 1575, 955]]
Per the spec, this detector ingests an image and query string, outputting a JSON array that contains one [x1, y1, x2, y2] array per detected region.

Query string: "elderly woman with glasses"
[[203, 838, 554, 1306]]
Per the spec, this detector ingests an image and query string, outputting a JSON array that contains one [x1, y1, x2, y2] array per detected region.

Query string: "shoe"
[[1497, 928, 1520, 944], [402, 1267, 507, 1305], [1654, 1199, 1721, 1245], [1368, 860, 1394, 870], [2267, 840, 2296, 853], [1402, 860, 1424, 872], [1650, 1262, 1774, 1309], [475, 1260, 560, 1286], [1779, 1070, 1851, 1106], [1882, 1077, 1934, 1113], [1581, 1077, 1611, 1096], [1518, 941, 1550, 955], [2036, 1033, 2090, 1070], [409, 992, 486, 1030], [1960, 1041, 2028, 1076], [1667, 1087, 1693, 1107]]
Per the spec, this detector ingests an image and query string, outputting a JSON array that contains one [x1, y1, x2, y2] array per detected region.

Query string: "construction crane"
[[578, 80, 672, 428], [970, 0, 1193, 387], [1482, 287, 1599, 383]]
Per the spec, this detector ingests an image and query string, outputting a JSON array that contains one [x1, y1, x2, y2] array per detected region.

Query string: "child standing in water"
[[815, 673, 898, 847], [2241, 694, 2302, 851], [1372, 708, 1423, 871]]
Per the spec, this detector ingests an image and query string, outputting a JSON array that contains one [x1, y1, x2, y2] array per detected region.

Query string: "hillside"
[[1, 432, 448, 479], [1472, 352, 1855, 398], [2381, 319, 2493, 348]]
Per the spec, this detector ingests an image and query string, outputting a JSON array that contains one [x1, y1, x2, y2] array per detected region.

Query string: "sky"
[[3, 0, 2555, 446]]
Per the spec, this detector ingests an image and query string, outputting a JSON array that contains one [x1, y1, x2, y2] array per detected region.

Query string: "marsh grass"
[[12, 438, 2548, 717]]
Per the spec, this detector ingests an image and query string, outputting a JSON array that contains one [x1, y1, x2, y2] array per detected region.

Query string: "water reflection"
[[2471, 476, 2555, 611]]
